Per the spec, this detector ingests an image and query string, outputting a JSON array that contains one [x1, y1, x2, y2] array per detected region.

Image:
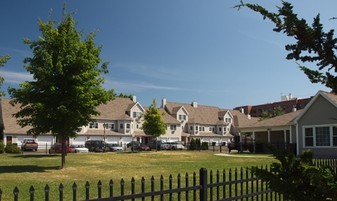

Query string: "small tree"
[[9, 8, 113, 169], [252, 148, 337, 200], [235, 1, 337, 93], [142, 99, 166, 150]]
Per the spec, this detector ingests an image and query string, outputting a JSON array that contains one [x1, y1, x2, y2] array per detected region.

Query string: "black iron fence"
[[3, 167, 281, 201], [3, 159, 337, 201]]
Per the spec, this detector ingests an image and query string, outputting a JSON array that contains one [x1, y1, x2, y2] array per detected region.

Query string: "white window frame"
[[89, 122, 98, 129], [303, 124, 337, 148]]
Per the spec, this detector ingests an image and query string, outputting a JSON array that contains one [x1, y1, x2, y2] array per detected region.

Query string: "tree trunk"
[[61, 136, 66, 169]]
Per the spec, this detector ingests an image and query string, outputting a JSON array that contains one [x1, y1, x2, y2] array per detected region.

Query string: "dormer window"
[[89, 122, 98, 129], [133, 112, 141, 118], [225, 118, 232, 123], [179, 115, 186, 120]]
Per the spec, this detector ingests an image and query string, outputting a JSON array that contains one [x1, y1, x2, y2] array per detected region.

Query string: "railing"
[[2, 167, 282, 201]]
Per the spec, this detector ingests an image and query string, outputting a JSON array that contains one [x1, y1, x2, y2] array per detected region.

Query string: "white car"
[[106, 143, 123, 152], [70, 145, 89, 153]]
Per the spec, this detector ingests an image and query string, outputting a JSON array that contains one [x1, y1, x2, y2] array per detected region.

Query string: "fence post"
[[199, 168, 207, 201], [72, 182, 77, 201], [13, 186, 19, 201], [29, 185, 35, 201], [44, 184, 50, 201], [98, 180, 102, 199], [85, 181, 90, 200], [109, 179, 114, 198], [59, 183, 64, 201]]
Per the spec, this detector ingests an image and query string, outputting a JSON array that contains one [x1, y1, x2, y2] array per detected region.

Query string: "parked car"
[[160, 142, 171, 150], [127, 141, 140, 149], [70, 145, 89, 153], [169, 141, 185, 150], [85, 140, 106, 152], [136, 144, 151, 151], [49, 143, 72, 154], [21, 138, 38, 151], [105, 143, 123, 152]]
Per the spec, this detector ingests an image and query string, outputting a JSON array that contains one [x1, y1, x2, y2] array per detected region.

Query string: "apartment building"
[[234, 93, 312, 117]]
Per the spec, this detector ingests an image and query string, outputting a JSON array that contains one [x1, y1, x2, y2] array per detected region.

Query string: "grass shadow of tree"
[[0, 165, 60, 173]]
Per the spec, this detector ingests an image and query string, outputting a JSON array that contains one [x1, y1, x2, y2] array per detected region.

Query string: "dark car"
[[49, 143, 72, 154], [127, 141, 140, 148], [85, 140, 106, 152]]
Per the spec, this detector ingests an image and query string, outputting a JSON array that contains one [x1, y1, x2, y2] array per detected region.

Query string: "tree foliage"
[[252, 148, 337, 200], [236, 1, 337, 93], [259, 106, 285, 120], [117, 93, 133, 100], [0, 55, 10, 97], [142, 99, 166, 140], [8, 8, 114, 168]]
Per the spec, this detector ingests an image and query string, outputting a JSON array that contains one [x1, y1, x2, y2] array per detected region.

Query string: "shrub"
[[5, 143, 21, 154], [0, 141, 4, 153], [252, 147, 337, 201], [201, 142, 209, 150]]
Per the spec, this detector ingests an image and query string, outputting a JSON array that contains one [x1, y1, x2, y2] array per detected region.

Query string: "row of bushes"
[[0, 141, 21, 154], [189, 138, 209, 150]]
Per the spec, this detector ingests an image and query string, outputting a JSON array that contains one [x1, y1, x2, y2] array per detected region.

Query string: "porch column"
[[283, 129, 287, 143], [289, 126, 293, 143], [267, 129, 271, 143], [252, 131, 256, 153]]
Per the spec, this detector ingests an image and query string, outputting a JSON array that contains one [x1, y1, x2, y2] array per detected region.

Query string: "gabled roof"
[[240, 109, 302, 129], [129, 102, 146, 113], [171, 106, 189, 115], [294, 91, 337, 124], [1, 97, 138, 134], [230, 109, 259, 128], [0, 98, 32, 134], [165, 101, 222, 125], [95, 97, 137, 120], [164, 101, 255, 126], [159, 108, 180, 124]]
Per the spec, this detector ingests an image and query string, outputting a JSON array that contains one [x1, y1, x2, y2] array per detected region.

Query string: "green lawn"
[[0, 151, 275, 200]]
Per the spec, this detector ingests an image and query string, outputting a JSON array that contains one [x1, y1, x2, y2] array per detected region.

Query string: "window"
[[225, 118, 232, 123], [89, 122, 98, 129], [315, 127, 330, 146], [133, 112, 141, 118], [304, 126, 337, 147], [219, 127, 222, 132], [190, 126, 193, 130], [200, 127, 205, 131], [333, 127, 337, 146], [179, 115, 186, 120], [104, 123, 114, 130], [170, 125, 177, 130], [120, 124, 124, 129], [304, 128, 314, 147], [126, 124, 130, 129], [195, 126, 199, 131]]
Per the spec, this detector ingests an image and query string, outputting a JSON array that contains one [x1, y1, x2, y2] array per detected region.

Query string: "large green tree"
[[0, 55, 10, 97], [142, 99, 166, 150], [8, 9, 113, 169], [236, 1, 337, 93]]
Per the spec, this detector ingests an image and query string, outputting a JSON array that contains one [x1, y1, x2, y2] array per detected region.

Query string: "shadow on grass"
[[0, 165, 60, 173], [12, 154, 59, 159]]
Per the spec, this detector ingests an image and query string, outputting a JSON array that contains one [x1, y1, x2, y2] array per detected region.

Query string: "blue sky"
[[0, 1, 335, 108]]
